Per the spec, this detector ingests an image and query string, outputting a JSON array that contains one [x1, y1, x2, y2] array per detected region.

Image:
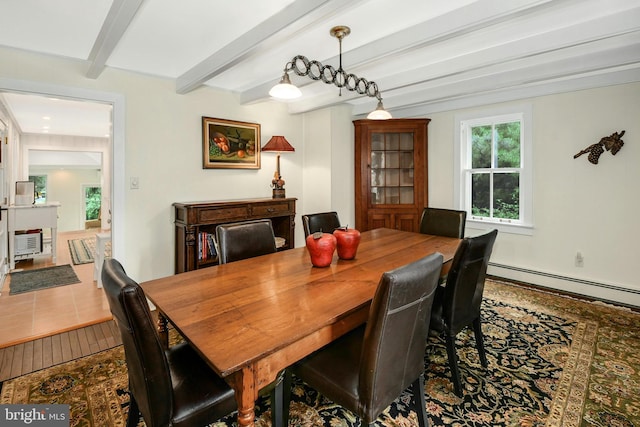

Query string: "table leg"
[[157, 312, 169, 349], [228, 366, 258, 427]]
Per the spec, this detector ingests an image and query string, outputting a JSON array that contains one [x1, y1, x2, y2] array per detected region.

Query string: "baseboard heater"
[[488, 262, 640, 309]]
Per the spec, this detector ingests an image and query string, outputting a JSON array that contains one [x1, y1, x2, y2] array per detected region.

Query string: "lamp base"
[[272, 188, 286, 199]]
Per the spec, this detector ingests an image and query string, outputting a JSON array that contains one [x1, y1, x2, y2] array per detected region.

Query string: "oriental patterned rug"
[[1, 280, 638, 427]]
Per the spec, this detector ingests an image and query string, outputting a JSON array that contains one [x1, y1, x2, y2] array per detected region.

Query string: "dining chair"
[[428, 229, 498, 397], [214, 218, 287, 427], [284, 252, 444, 427], [419, 207, 467, 285], [419, 207, 467, 238], [101, 258, 239, 427], [215, 219, 277, 263], [301, 211, 341, 237]]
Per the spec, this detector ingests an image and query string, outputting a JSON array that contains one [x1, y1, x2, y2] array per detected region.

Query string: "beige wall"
[[428, 83, 639, 304], [0, 46, 307, 282], [0, 46, 637, 305]]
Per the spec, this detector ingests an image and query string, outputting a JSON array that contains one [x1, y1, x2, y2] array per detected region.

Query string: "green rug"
[[9, 264, 80, 295], [1, 280, 638, 426], [68, 238, 95, 265]]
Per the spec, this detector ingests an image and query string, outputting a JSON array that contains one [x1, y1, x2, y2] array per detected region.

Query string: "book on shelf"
[[198, 231, 217, 261]]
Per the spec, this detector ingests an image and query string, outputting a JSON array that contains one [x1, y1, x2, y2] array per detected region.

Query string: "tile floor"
[[0, 229, 112, 348]]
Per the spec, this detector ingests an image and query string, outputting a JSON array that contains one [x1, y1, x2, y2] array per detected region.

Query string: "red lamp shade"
[[262, 136, 295, 199], [261, 136, 295, 153]]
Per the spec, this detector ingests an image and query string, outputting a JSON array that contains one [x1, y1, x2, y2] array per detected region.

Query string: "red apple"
[[305, 232, 337, 267], [333, 226, 361, 260]]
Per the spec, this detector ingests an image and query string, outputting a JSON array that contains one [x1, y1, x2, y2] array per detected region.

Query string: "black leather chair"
[[216, 219, 277, 264], [301, 211, 341, 237], [102, 258, 238, 427], [285, 252, 444, 427], [419, 207, 467, 238], [214, 219, 286, 427], [429, 229, 498, 397]]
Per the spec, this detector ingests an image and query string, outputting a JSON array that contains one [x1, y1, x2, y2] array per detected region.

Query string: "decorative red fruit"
[[333, 226, 361, 260], [305, 232, 337, 267]]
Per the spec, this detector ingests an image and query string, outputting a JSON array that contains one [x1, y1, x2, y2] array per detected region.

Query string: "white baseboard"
[[488, 262, 640, 308]]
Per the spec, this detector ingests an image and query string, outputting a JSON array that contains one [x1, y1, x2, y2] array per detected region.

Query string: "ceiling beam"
[[175, 0, 362, 95], [86, 0, 145, 79], [239, 0, 556, 105]]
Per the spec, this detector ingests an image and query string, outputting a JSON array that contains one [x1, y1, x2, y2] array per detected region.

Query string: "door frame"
[[0, 78, 125, 262]]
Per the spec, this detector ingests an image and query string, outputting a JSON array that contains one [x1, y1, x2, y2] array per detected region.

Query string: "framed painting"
[[202, 117, 261, 169]]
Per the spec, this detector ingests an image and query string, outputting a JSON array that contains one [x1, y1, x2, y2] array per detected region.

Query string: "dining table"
[[139, 227, 461, 427]]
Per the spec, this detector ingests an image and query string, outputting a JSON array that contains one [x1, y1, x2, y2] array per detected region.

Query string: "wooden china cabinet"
[[354, 118, 430, 232]]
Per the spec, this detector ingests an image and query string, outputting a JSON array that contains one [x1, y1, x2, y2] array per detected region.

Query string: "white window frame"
[[454, 104, 533, 235]]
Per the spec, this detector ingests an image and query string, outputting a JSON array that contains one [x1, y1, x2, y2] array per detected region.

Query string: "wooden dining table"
[[139, 228, 461, 427]]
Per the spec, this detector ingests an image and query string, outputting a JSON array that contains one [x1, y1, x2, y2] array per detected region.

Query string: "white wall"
[[20, 133, 110, 230], [29, 166, 101, 232], [301, 104, 355, 232], [427, 83, 640, 305]]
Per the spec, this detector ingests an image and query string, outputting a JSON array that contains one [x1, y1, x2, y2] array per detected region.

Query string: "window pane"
[[399, 133, 414, 150], [471, 173, 490, 217], [386, 133, 400, 150], [385, 187, 399, 204], [400, 152, 413, 168], [85, 187, 102, 220], [493, 173, 519, 219], [471, 125, 492, 168], [372, 133, 384, 150], [371, 169, 383, 186], [386, 152, 399, 168], [400, 169, 413, 186], [496, 122, 521, 168], [399, 188, 414, 204], [385, 169, 399, 186], [371, 151, 384, 168], [371, 187, 383, 204], [29, 175, 47, 203]]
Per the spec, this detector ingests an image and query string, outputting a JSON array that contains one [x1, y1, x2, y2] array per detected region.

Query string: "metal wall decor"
[[574, 130, 625, 164]]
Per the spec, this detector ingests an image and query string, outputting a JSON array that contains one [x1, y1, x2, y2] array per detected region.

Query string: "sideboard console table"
[[8, 202, 60, 270], [173, 198, 296, 273]]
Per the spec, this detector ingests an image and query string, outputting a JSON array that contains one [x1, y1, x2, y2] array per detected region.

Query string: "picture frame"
[[202, 117, 261, 169]]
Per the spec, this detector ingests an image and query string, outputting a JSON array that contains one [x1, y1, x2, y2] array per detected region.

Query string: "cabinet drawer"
[[198, 206, 249, 222], [251, 202, 292, 216]]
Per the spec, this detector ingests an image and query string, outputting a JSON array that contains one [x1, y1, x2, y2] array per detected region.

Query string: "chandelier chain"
[[287, 55, 381, 100]]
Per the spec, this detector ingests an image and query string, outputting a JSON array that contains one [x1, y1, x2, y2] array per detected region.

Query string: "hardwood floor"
[[0, 229, 113, 349], [0, 320, 121, 382]]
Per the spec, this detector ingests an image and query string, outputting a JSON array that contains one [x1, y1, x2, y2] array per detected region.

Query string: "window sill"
[[466, 219, 534, 236]]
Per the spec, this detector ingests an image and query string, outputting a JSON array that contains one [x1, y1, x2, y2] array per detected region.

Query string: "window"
[[454, 105, 533, 235], [84, 186, 101, 221], [29, 175, 47, 204]]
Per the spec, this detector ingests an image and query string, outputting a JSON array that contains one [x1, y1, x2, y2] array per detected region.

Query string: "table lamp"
[[261, 136, 295, 198]]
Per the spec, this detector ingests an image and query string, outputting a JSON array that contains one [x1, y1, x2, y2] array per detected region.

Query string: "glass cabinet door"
[[370, 132, 414, 205]]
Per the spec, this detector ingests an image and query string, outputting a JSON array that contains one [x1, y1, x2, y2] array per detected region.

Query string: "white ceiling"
[[1, 0, 639, 137]]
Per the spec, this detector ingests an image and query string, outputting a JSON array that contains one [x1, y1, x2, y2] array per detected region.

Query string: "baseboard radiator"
[[488, 262, 640, 308]]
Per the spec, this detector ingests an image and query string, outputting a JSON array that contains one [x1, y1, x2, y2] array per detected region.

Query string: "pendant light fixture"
[[269, 26, 392, 120]]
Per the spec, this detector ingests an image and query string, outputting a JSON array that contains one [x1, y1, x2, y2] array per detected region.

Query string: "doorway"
[[0, 79, 124, 347]]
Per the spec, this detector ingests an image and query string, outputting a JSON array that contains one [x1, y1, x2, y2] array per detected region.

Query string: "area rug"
[[9, 264, 81, 295], [1, 280, 638, 426], [69, 237, 112, 265], [68, 238, 95, 265]]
